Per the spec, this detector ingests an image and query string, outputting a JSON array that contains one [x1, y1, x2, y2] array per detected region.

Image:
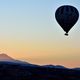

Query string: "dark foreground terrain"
[[0, 61, 80, 80]]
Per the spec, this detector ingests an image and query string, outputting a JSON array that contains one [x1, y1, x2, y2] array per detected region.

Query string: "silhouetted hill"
[[0, 53, 14, 61], [0, 53, 32, 64], [0, 61, 79, 80], [0, 54, 80, 80]]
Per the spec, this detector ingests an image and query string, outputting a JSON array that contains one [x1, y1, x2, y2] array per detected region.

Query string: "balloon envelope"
[[55, 5, 79, 35]]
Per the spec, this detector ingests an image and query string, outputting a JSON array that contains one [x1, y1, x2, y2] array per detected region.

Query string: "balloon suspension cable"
[[64, 33, 68, 36]]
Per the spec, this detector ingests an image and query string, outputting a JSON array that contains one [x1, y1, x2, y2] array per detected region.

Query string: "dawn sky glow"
[[0, 0, 80, 67]]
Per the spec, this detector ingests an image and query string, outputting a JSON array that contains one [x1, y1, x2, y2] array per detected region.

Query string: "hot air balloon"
[[55, 5, 79, 36]]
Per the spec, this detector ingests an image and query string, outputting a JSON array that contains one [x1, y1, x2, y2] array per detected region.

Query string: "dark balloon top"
[[55, 5, 79, 35]]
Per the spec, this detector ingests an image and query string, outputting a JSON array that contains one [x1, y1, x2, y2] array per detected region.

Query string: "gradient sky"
[[0, 0, 80, 68]]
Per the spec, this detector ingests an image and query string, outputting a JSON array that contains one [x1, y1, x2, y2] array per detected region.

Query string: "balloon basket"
[[64, 33, 68, 36]]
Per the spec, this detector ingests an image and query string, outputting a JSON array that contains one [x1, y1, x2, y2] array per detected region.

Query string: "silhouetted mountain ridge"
[[43, 64, 67, 69], [0, 54, 80, 80], [0, 53, 14, 61]]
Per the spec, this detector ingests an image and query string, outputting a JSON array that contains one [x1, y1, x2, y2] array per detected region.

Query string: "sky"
[[0, 0, 80, 68]]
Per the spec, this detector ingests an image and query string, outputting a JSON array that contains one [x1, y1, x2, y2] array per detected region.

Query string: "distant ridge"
[[0, 53, 79, 70], [0, 53, 35, 65], [0, 57, 79, 80], [0, 53, 79, 79], [0, 53, 14, 61]]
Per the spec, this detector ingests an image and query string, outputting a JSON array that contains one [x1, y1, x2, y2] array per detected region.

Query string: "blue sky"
[[0, 0, 80, 39]]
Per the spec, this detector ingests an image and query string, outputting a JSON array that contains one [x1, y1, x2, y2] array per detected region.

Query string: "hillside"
[[0, 54, 80, 80]]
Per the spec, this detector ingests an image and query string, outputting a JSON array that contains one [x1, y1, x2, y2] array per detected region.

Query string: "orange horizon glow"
[[0, 0, 80, 68]]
